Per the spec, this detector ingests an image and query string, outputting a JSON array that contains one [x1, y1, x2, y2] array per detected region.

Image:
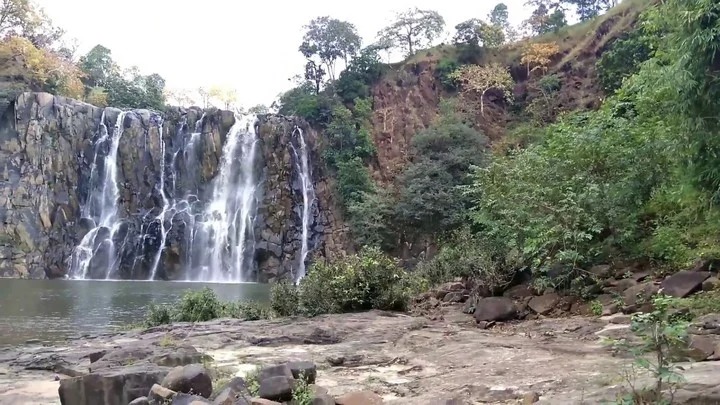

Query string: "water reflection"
[[0, 279, 268, 346]]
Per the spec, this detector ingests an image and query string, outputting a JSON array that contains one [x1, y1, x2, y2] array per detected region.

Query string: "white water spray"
[[147, 119, 168, 280], [69, 111, 127, 279], [290, 126, 315, 282], [192, 115, 259, 282]]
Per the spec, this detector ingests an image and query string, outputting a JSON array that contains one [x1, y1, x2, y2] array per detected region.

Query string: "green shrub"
[[347, 188, 398, 251], [596, 28, 655, 94], [269, 247, 426, 316], [145, 303, 172, 327], [435, 58, 460, 90], [416, 228, 519, 291], [224, 301, 272, 321], [270, 281, 299, 317], [607, 295, 690, 403], [143, 288, 271, 326], [291, 373, 313, 405], [336, 157, 374, 207], [672, 290, 720, 317], [537, 73, 562, 94], [174, 287, 224, 322]]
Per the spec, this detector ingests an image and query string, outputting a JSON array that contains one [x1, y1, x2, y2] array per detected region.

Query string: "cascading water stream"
[[147, 118, 167, 280], [290, 126, 316, 282], [69, 111, 127, 279], [191, 114, 259, 282]]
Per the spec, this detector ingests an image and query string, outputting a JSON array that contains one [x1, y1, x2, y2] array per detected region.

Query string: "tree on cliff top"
[[79, 45, 118, 88], [524, 1, 567, 36], [300, 16, 361, 81], [377, 8, 445, 56], [454, 19, 504, 48], [0, 36, 84, 98], [489, 3, 519, 43], [209, 85, 238, 110], [0, 0, 62, 47]]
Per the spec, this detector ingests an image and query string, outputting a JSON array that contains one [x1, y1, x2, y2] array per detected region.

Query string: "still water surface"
[[0, 279, 268, 346]]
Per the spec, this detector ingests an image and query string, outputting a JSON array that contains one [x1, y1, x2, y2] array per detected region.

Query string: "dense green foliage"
[[435, 0, 720, 289], [270, 247, 426, 317], [395, 108, 488, 237], [436, 58, 460, 89], [283, 0, 720, 293], [0, 2, 167, 108], [144, 288, 270, 327], [343, 102, 490, 250], [596, 27, 656, 93], [415, 228, 519, 291]]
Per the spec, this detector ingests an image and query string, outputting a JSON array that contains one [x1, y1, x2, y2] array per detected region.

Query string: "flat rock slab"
[[662, 271, 711, 298], [3, 310, 720, 404]]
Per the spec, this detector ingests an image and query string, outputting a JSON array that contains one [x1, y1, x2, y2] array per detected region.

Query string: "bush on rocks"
[[415, 228, 518, 292], [270, 281, 299, 317], [271, 247, 427, 317], [144, 288, 272, 327]]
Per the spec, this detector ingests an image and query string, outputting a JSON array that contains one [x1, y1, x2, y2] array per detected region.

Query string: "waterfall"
[[147, 118, 167, 280], [69, 111, 127, 279], [190, 114, 259, 282], [290, 126, 316, 282]]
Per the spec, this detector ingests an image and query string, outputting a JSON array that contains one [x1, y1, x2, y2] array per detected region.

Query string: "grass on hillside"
[[398, 0, 650, 70]]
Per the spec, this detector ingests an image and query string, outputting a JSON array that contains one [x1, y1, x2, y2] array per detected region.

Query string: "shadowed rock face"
[[0, 92, 348, 280]]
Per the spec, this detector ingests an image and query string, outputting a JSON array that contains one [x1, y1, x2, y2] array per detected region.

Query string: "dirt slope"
[[367, 0, 648, 185]]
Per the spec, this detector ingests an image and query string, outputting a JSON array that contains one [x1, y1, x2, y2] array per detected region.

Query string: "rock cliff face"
[[0, 92, 347, 280]]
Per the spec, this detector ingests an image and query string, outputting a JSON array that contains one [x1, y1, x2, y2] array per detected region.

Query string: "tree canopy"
[[377, 8, 445, 56], [300, 16, 361, 81]]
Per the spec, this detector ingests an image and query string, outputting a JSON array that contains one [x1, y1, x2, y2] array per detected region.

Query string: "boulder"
[[90, 346, 154, 371], [690, 258, 720, 273], [703, 277, 720, 292], [258, 376, 294, 402], [149, 383, 177, 403], [473, 297, 517, 322], [161, 364, 213, 398], [661, 271, 711, 298], [623, 282, 659, 308], [172, 393, 213, 404], [250, 399, 282, 405], [212, 377, 249, 405], [443, 291, 465, 303], [258, 364, 294, 382], [335, 390, 384, 405], [312, 393, 336, 405], [690, 314, 720, 335], [606, 278, 637, 294], [688, 334, 720, 361], [503, 284, 534, 299], [434, 281, 466, 300], [58, 365, 169, 405], [308, 384, 334, 404], [152, 345, 205, 367], [522, 391, 540, 404], [129, 397, 150, 405], [528, 293, 560, 315], [588, 264, 612, 279], [287, 361, 317, 384]]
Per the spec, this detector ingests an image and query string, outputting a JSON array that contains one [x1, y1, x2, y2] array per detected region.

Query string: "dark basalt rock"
[[0, 92, 349, 281]]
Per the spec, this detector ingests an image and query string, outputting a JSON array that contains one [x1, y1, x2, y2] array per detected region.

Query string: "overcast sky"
[[36, 0, 530, 108]]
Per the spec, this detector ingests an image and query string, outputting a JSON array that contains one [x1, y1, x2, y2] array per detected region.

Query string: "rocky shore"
[[3, 300, 720, 405]]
